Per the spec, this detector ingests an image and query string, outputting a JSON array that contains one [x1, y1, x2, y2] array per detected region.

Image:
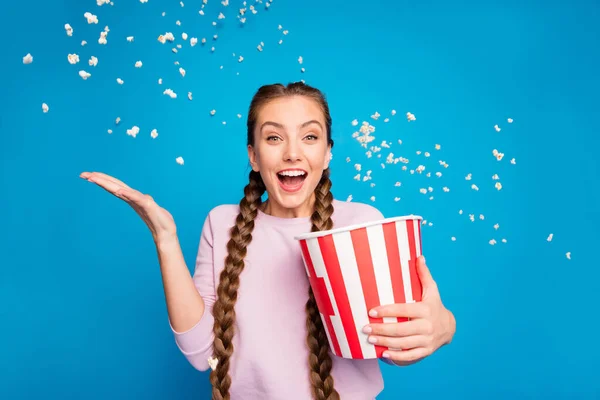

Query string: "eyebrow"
[[260, 120, 323, 132]]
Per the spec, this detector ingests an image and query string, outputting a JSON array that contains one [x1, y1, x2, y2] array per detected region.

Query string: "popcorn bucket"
[[294, 215, 423, 359]]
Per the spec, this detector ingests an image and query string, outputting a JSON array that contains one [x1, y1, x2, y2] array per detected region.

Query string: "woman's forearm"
[[155, 235, 205, 332]]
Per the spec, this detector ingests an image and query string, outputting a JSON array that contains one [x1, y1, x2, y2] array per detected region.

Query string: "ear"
[[247, 145, 259, 172], [323, 144, 332, 170]]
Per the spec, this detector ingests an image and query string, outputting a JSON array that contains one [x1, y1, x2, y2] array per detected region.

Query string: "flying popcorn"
[[210, 109, 216, 116], [79, 70, 91, 80], [371, 112, 380, 120], [65, 24, 73, 36], [23, 53, 33, 64], [508, 118, 513, 123], [238, 56, 244, 63], [492, 149, 504, 161], [465, 173, 472, 181], [547, 233, 553, 242], [108, 129, 113, 134], [163, 89, 177, 98], [126, 126, 140, 138], [140, 0, 148, 2], [510, 158, 516, 164], [495, 182, 502, 190], [298, 56, 303, 64], [42, 103, 49, 113], [501, 239, 507, 243], [370, 196, 376, 202], [494, 124, 501, 132], [301, 67, 305, 73], [435, 144, 441, 150], [207, 356, 218, 370], [188, 92, 193, 100], [182, 32, 188, 40], [176, 156, 185, 165], [127, 36, 134, 42], [158, 78, 162, 84], [489, 239, 497, 246], [391, 109, 397, 116], [351, 119, 358, 126], [84, 12, 99, 24], [81, 40, 87, 46], [117, 78, 124, 84], [150, 129, 158, 139], [88, 56, 98, 66], [179, 67, 186, 77], [471, 184, 479, 191], [451, 237, 456, 241], [566, 252, 571, 260], [407, 112, 416, 121], [68, 54, 80, 64], [479, 214, 485, 220], [190, 37, 198, 46], [218, 12, 225, 19], [99, 31, 108, 45], [115, 117, 121, 124], [135, 61, 143, 68], [237, 114, 242, 118], [157, 32, 175, 44], [492, 174, 499, 180], [98, 0, 111, 5]]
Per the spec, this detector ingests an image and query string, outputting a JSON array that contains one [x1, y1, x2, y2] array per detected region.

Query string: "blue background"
[[1, 0, 599, 399]]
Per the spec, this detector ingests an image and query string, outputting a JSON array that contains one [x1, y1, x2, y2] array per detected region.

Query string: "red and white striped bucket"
[[294, 215, 423, 359]]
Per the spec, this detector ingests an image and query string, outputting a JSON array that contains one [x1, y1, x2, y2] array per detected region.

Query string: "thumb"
[[417, 255, 438, 294]]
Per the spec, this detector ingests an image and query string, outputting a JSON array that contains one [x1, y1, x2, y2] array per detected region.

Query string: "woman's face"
[[248, 95, 331, 218]]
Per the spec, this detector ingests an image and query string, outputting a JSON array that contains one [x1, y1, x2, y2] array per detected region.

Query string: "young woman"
[[80, 82, 456, 400]]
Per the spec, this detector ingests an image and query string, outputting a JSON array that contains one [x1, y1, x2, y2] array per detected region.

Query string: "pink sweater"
[[170, 199, 393, 399]]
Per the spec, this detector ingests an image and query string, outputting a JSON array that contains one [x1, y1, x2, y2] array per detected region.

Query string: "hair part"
[[210, 82, 339, 400]]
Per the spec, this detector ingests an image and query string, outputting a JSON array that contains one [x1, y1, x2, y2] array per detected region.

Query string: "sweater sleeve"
[[169, 211, 216, 372]]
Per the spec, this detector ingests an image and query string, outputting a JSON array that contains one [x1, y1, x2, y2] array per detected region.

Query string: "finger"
[[368, 334, 429, 350], [364, 319, 426, 337], [383, 346, 430, 363], [417, 255, 437, 290], [370, 302, 428, 319], [85, 172, 131, 189], [87, 175, 130, 199]]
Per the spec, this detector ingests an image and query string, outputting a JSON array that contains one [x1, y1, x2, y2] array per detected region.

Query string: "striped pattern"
[[299, 218, 423, 359]]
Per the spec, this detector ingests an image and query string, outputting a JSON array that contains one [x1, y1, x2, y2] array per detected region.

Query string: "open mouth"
[[277, 170, 307, 192]]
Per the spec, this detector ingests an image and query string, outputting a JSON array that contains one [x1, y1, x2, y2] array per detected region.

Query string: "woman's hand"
[[80, 171, 177, 243], [363, 256, 456, 366]]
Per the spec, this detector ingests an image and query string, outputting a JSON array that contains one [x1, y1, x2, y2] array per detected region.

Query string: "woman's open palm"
[[80, 171, 177, 242]]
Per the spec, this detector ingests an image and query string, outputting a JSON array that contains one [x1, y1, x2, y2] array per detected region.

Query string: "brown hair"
[[209, 82, 339, 400]]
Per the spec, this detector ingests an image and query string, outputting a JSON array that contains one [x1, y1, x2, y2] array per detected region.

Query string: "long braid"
[[210, 170, 265, 400], [306, 168, 340, 400]]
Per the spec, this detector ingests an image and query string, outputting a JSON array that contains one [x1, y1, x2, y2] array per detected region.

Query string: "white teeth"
[[278, 170, 306, 177]]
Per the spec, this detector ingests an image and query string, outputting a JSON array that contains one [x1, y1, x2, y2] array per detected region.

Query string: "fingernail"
[[382, 352, 390, 358], [362, 326, 372, 334], [369, 310, 378, 317], [368, 336, 377, 344]]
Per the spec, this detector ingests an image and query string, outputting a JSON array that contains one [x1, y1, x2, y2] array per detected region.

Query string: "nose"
[[283, 140, 303, 162]]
